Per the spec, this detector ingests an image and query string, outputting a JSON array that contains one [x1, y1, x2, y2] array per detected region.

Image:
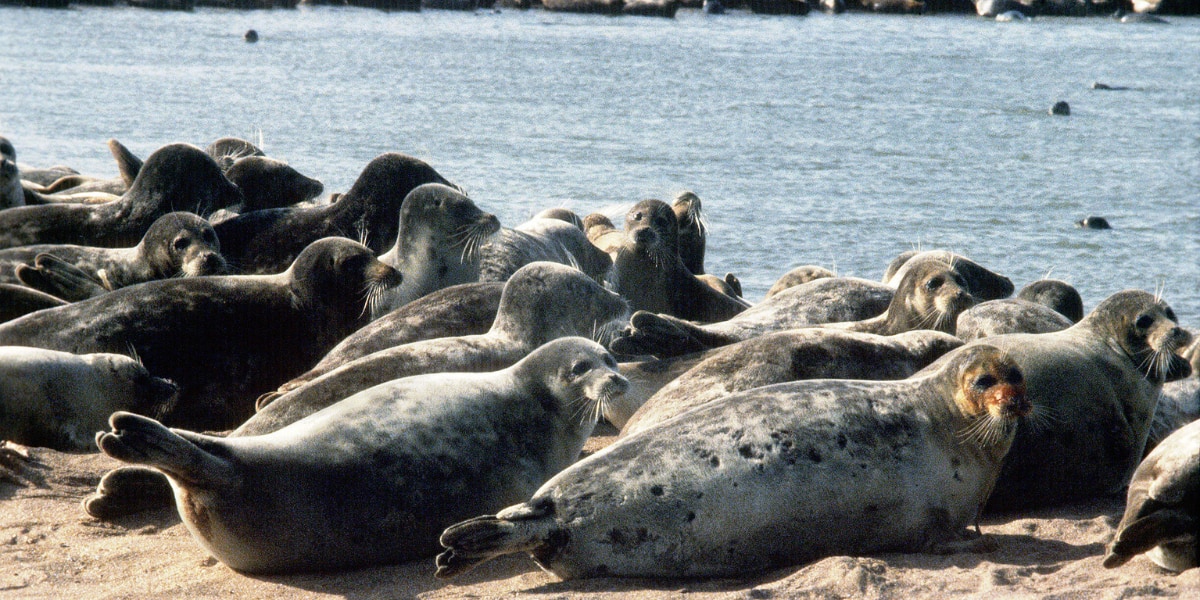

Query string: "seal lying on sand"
[[619, 329, 964, 435], [0, 212, 226, 300], [1103, 418, 1199, 573], [437, 344, 1029, 579], [0, 237, 400, 432], [96, 338, 628, 574], [0, 347, 177, 451], [980, 290, 1193, 512], [213, 152, 452, 274], [0, 143, 242, 250]]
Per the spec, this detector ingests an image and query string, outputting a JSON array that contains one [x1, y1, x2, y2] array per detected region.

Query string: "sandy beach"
[[3, 432, 1197, 600]]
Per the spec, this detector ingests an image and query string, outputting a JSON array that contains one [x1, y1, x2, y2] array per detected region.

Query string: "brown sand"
[[3, 435, 1197, 600]]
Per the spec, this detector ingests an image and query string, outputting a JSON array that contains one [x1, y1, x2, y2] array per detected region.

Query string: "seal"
[[1103, 418, 1199, 572], [1017, 278, 1084, 322], [883, 250, 1014, 301], [222, 155, 324, 213], [1, 136, 24, 210], [582, 212, 623, 256], [765, 265, 836, 297], [95, 337, 629, 574], [980, 290, 1193, 511], [374, 183, 501, 316], [0, 212, 226, 300], [1145, 334, 1199, 454], [204, 136, 264, 169], [212, 152, 452, 274], [954, 298, 1073, 341], [247, 261, 629, 433], [611, 276, 893, 358], [671, 191, 706, 275], [0, 347, 178, 451], [436, 343, 1030, 580], [478, 215, 613, 285], [0, 143, 242, 250], [1076, 216, 1111, 229], [608, 199, 748, 323], [532, 207, 585, 230], [0, 237, 401, 432], [270, 281, 505, 401], [619, 329, 964, 435]]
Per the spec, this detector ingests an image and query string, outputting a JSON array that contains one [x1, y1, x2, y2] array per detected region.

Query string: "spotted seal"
[[0, 143, 242, 250], [437, 344, 1029, 579], [95, 337, 628, 573]]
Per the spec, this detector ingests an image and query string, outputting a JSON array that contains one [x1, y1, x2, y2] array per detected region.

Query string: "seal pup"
[[611, 276, 894, 358], [954, 298, 1073, 341], [1017, 278, 1084, 322], [619, 329, 964, 435], [0, 237, 401, 432], [765, 265, 836, 297], [478, 216, 612, 285], [883, 250, 1014, 301], [0, 347, 177, 451], [436, 344, 1030, 579], [213, 152, 452, 274], [374, 183, 501, 316], [981, 290, 1193, 511], [1, 136, 24, 209], [247, 261, 629, 432], [671, 191, 706, 275], [608, 199, 749, 323], [0, 212, 226, 300], [95, 337, 629, 573], [0, 143, 242, 250], [269, 281, 505, 401], [1103, 419, 1199, 572]]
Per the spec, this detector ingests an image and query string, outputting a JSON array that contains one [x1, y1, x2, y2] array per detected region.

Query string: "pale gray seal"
[[436, 343, 1030, 579], [0, 212, 226, 301], [980, 290, 1193, 512], [883, 250, 1014, 301], [0, 237, 401, 432], [0, 347, 177, 451], [620, 329, 964, 435], [0, 143, 242, 250], [478, 216, 612, 285], [95, 337, 629, 573], [374, 183, 501, 316], [1103, 418, 1199, 572], [608, 198, 748, 323], [954, 298, 1073, 341]]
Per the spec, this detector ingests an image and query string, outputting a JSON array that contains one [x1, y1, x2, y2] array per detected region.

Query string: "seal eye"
[[1164, 308, 1177, 323], [603, 354, 617, 369], [202, 230, 217, 245], [1135, 315, 1155, 330], [1006, 366, 1022, 384], [570, 360, 592, 377], [172, 237, 190, 252], [924, 276, 944, 291], [973, 374, 997, 391]]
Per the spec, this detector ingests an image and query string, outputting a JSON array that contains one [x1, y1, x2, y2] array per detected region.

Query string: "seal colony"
[[0, 135, 1196, 591]]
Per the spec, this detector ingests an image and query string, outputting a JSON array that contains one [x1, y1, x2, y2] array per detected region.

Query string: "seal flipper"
[[611, 310, 724, 358], [436, 501, 560, 579], [96, 412, 236, 489], [82, 466, 175, 519], [16, 254, 108, 302], [108, 139, 142, 188], [1103, 510, 1196, 568]]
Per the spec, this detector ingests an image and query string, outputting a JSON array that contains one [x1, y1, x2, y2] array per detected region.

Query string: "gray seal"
[[1103, 418, 1199, 572], [222, 155, 324, 213], [980, 290, 1193, 512], [0, 212, 226, 300], [95, 337, 629, 574], [478, 216, 612, 285], [436, 344, 1030, 579], [1017, 278, 1084, 322], [954, 298, 1073, 341], [765, 265, 836, 297], [883, 250, 1014, 301], [620, 329, 964, 436], [0, 347, 177, 451], [671, 191, 706, 275], [0, 237, 401, 432], [0, 143, 242, 250], [374, 183, 501, 316]]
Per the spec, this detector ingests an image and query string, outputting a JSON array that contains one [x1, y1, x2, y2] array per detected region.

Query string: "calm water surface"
[[1, 8, 1197, 322]]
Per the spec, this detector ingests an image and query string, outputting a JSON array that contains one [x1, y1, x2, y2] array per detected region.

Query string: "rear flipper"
[[95, 412, 236, 489], [1103, 510, 1195, 568], [610, 311, 715, 358], [16, 254, 108, 302], [82, 466, 174, 520], [435, 501, 559, 579]]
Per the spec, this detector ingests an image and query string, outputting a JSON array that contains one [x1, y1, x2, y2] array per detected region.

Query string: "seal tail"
[[95, 412, 235, 488], [435, 502, 559, 579]]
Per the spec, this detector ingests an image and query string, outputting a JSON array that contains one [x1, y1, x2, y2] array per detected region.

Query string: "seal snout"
[[0, 157, 16, 178], [631, 225, 657, 248]]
